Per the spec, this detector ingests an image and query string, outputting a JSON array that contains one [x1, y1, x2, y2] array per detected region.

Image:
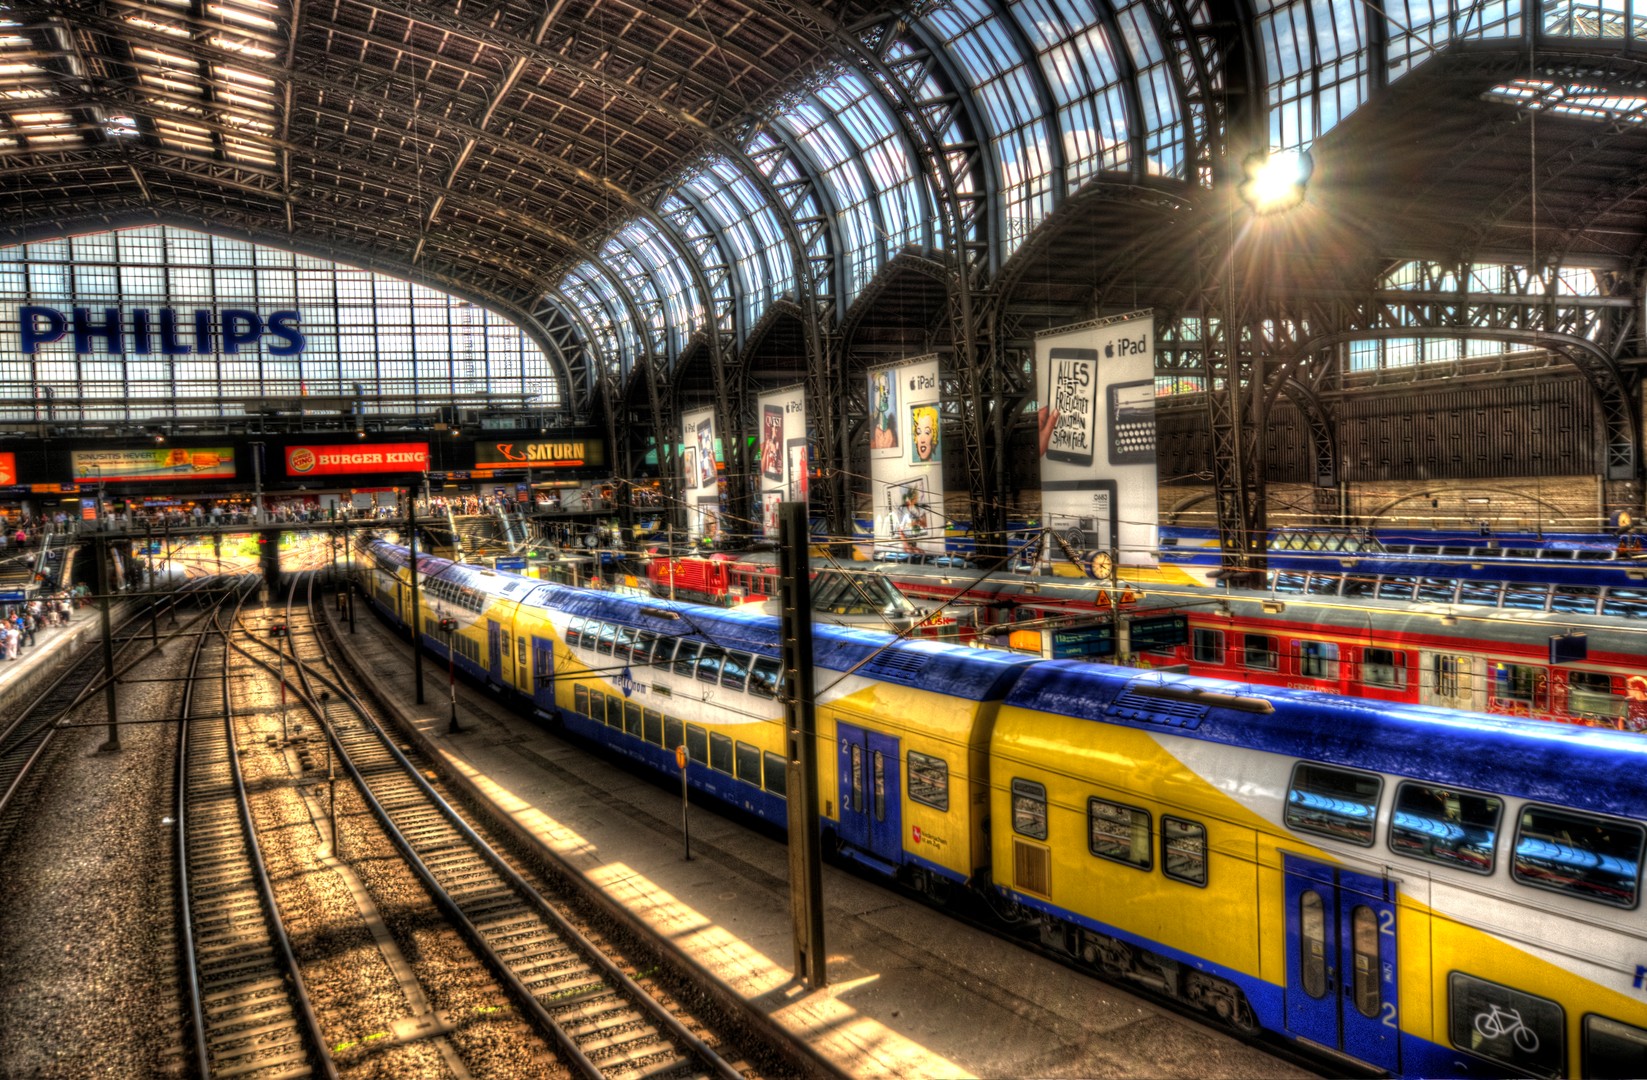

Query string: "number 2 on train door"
[[1282, 854, 1401, 1074], [836, 722, 902, 867]]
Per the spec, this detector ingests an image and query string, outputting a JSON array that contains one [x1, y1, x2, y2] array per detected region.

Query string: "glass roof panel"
[[559, 266, 637, 379], [1010, 0, 1132, 186], [683, 156, 797, 328], [658, 194, 737, 340], [924, 0, 1055, 253]]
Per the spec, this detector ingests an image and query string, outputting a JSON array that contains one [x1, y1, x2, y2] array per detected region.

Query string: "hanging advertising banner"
[[285, 442, 430, 476], [0, 453, 14, 486], [681, 406, 720, 542], [868, 356, 945, 559], [1034, 310, 1157, 568], [474, 438, 606, 468], [72, 447, 236, 483], [756, 384, 807, 538]]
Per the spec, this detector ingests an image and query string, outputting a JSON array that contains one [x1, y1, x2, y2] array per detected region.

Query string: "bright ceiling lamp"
[[1240, 149, 1313, 214]]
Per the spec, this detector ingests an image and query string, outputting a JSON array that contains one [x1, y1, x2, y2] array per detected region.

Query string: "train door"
[[487, 620, 503, 683], [531, 636, 555, 711], [1421, 652, 1484, 711], [836, 722, 903, 867], [1282, 854, 1400, 1073]]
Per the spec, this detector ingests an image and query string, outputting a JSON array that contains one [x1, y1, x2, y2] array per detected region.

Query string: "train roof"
[[535, 583, 1035, 699], [1004, 662, 1647, 820]]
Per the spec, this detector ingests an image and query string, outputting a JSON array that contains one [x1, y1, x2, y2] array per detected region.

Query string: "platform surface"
[[327, 596, 1310, 1080]]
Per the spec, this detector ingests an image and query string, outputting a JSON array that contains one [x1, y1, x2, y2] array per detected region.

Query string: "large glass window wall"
[[0, 225, 558, 424]]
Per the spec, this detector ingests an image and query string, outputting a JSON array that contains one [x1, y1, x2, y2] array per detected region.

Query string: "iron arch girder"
[[534, 296, 604, 418], [1282, 377, 1339, 489], [755, 118, 850, 320]]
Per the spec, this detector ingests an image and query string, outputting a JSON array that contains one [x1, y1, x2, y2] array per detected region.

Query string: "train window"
[[624, 701, 643, 738], [566, 616, 585, 647], [1512, 805, 1645, 908], [1504, 547, 1538, 559], [749, 657, 782, 699], [614, 624, 638, 659], [1409, 544, 1441, 555], [1448, 972, 1565, 1077], [720, 651, 750, 692], [1273, 572, 1307, 593], [872, 751, 887, 822], [1376, 576, 1416, 601], [710, 732, 734, 774], [516, 637, 527, 668], [1568, 671, 1625, 721], [574, 683, 589, 717], [633, 630, 657, 664], [764, 751, 788, 799], [1417, 578, 1458, 604], [1389, 782, 1501, 874], [1550, 586, 1601, 615], [849, 745, 865, 812], [1442, 545, 1472, 557], [1602, 588, 1647, 620], [1340, 575, 1377, 599], [1575, 548, 1613, 561], [673, 641, 701, 677], [1296, 640, 1339, 680], [1243, 633, 1278, 671], [1161, 817, 1207, 886], [1350, 906, 1380, 1018], [1362, 648, 1407, 689], [644, 708, 663, 745], [1501, 583, 1550, 612], [1011, 778, 1049, 841], [1305, 574, 1341, 596], [686, 724, 709, 764], [1191, 628, 1224, 664], [651, 635, 679, 666], [735, 741, 762, 784], [1492, 663, 1548, 712], [1285, 763, 1381, 846], [1087, 799, 1151, 869], [1543, 549, 1576, 559], [1585, 1015, 1647, 1078], [907, 751, 949, 811], [605, 694, 623, 728], [696, 646, 725, 683], [665, 716, 684, 754], [1299, 890, 1328, 998], [1458, 581, 1503, 607], [596, 622, 617, 655]]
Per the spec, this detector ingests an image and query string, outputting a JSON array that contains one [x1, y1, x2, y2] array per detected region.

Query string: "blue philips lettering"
[[159, 308, 190, 355], [193, 309, 213, 353], [18, 305, 307, 355], [131, 309, 152, 354], [221, 309, 262, 353], [19, 306, 66, 353], [266, 310, 305, 355], [73, 307, 123, 354]]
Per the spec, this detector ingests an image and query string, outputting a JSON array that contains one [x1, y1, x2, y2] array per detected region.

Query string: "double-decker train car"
[[871, 555, 1647, 729], [354, 536, 1647, 1077]]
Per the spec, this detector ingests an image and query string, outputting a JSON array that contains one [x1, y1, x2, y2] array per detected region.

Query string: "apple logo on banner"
[[1104, 341, 1115, 358]]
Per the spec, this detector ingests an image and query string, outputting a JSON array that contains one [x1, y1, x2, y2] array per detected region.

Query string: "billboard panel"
[[681, 406, 719, 542], [474, 438, 605, 468], [756, 385, 807, 537], [0, 453, 14, 486], [285, 442, 430, 476], [868, 357, 944, 558], [1035, 312, 1157, 567], [72, 447, 236, 483]]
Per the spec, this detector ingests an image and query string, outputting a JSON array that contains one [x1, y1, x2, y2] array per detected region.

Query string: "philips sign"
[[18, 306, 305, 355]]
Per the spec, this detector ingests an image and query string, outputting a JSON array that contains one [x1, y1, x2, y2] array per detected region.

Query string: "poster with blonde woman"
[[909, 404, 940, 465]]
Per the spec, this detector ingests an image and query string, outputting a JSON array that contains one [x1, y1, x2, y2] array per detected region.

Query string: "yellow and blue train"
[[358, 536, 1647, 1078]]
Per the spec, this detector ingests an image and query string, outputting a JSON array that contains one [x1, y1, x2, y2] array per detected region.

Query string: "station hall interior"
[[5, 0, 1647, 1077]]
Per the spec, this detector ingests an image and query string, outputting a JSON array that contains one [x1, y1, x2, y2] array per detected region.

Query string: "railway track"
[[0, 578, 241, 844], [176, 589, 334, 1080], [230, 572, 766, 1079]]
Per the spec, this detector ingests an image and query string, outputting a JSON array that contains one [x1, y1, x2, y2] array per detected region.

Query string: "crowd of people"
[[0, 594, 77, 662]]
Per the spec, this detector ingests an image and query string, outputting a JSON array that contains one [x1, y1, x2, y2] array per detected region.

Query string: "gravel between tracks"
[[0, 638, 190, 1079]]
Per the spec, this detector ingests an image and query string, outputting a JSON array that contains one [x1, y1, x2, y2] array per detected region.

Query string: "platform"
[[0, 598, 114, 705], [326, 596, 1308, 1080]]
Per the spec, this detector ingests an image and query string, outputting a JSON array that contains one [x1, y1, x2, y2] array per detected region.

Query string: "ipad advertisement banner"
[[680, 406, 719, 542], [1034, 312, 1157, 568], [868, 356, 945, 559], [756, 384, 807, 537]]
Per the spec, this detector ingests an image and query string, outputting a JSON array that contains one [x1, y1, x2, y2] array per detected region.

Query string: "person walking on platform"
[[21, 610, 35, 648], [3, 622, 16, 661]]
